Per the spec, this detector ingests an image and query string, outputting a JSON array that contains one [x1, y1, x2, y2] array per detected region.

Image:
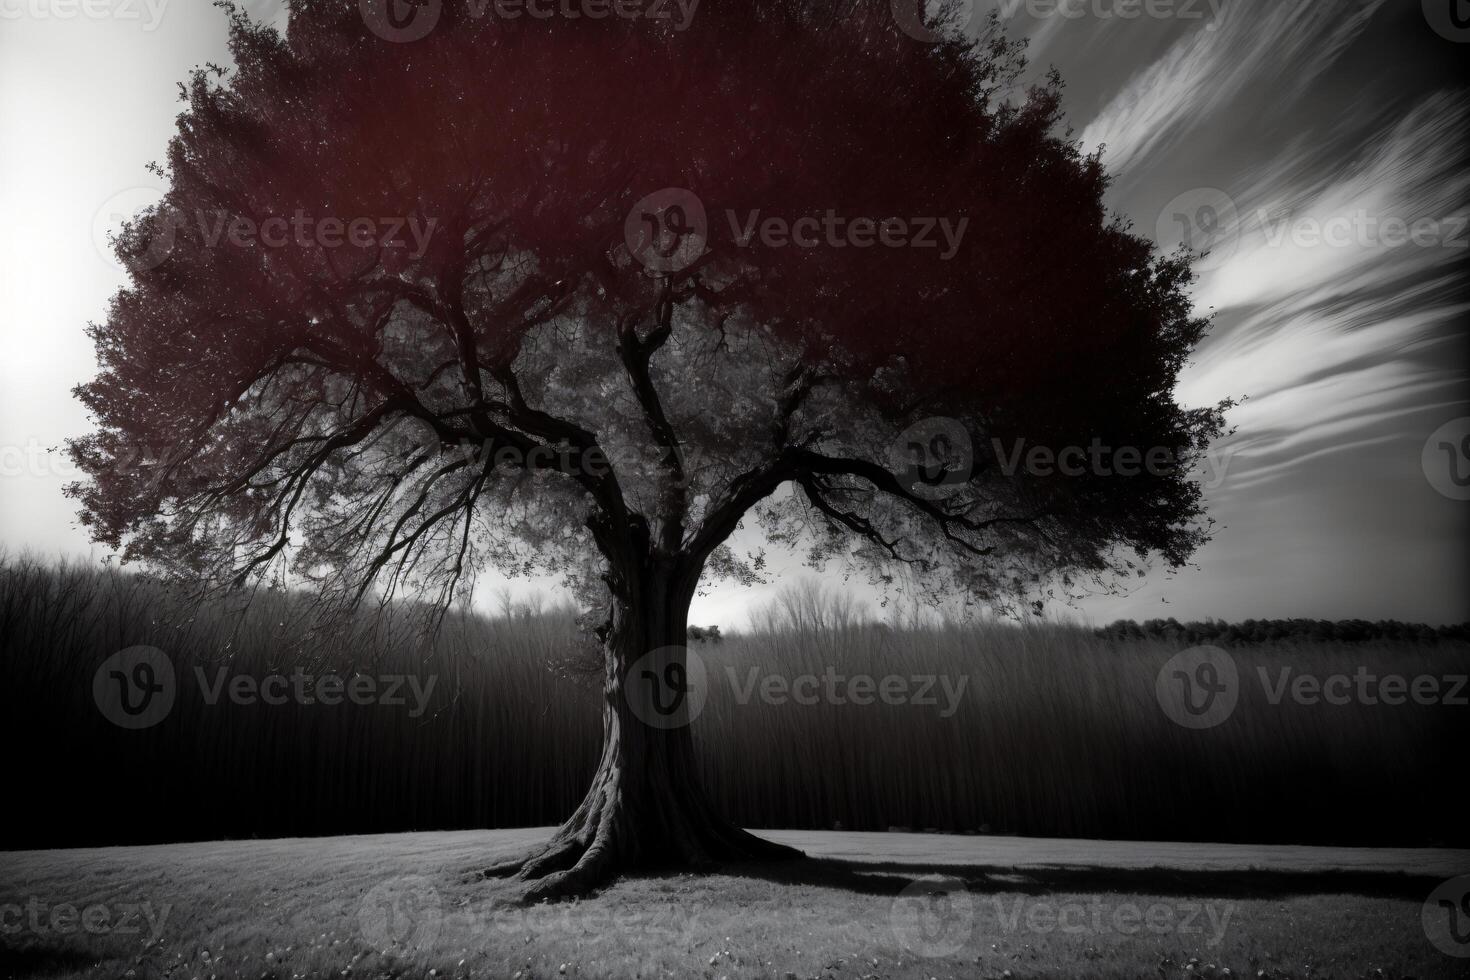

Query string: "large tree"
[[71, 0, 1227, 897]]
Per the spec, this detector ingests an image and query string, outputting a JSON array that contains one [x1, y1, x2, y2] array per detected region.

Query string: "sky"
[[1, 0, 1466, 628]]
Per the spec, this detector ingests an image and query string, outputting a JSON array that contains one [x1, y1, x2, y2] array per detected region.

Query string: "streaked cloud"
[[1080, 0, 1387, 174], [1193, 93, 1469, 313]]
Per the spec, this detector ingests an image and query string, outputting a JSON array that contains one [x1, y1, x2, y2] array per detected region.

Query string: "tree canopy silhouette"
[[70, 0, 1228, 896]]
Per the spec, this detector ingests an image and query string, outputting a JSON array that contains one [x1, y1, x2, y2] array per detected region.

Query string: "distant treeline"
[[1096, 617, 1470, 646]]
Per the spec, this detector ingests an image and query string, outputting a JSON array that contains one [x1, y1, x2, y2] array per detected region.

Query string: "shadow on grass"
[[654, 856, 1443, 901]]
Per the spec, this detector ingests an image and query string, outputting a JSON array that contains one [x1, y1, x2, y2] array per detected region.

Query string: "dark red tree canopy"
[[70, 0, 1227, 616]]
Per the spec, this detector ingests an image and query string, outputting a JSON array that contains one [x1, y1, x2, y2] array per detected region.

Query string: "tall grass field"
[[2, 555, 1464, 849]]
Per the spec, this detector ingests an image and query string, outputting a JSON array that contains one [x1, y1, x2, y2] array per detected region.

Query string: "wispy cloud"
[[1173, 86, 1469, 505], [1081, 0, 1387, 173], [1195, 92, 1470, 313]]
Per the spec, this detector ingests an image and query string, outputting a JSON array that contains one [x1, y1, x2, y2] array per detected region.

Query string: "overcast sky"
[[1, 0, 1466, 627]]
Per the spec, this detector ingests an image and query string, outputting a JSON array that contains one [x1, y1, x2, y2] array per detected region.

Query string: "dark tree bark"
[[483, 554, 803, 900]]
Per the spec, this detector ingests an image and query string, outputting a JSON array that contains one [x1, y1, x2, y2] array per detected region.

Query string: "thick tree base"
[[480, 799, 804, 902], [480, 568, 804, 900]]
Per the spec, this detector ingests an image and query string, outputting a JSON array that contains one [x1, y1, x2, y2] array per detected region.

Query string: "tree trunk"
[[482, 558, 803, 900]]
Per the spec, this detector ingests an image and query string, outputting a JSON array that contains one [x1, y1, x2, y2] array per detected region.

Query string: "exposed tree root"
[[479, 783, 804, 901]]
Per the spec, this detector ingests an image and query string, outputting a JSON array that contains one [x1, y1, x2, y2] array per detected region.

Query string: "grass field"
[[3, 829, 1467, 980]]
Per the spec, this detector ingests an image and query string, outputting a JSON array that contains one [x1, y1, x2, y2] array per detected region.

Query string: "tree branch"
[[616, 280, 687, 553]]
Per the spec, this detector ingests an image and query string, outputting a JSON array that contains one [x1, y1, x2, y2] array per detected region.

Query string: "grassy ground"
[[3, 830, 1466, 980]]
